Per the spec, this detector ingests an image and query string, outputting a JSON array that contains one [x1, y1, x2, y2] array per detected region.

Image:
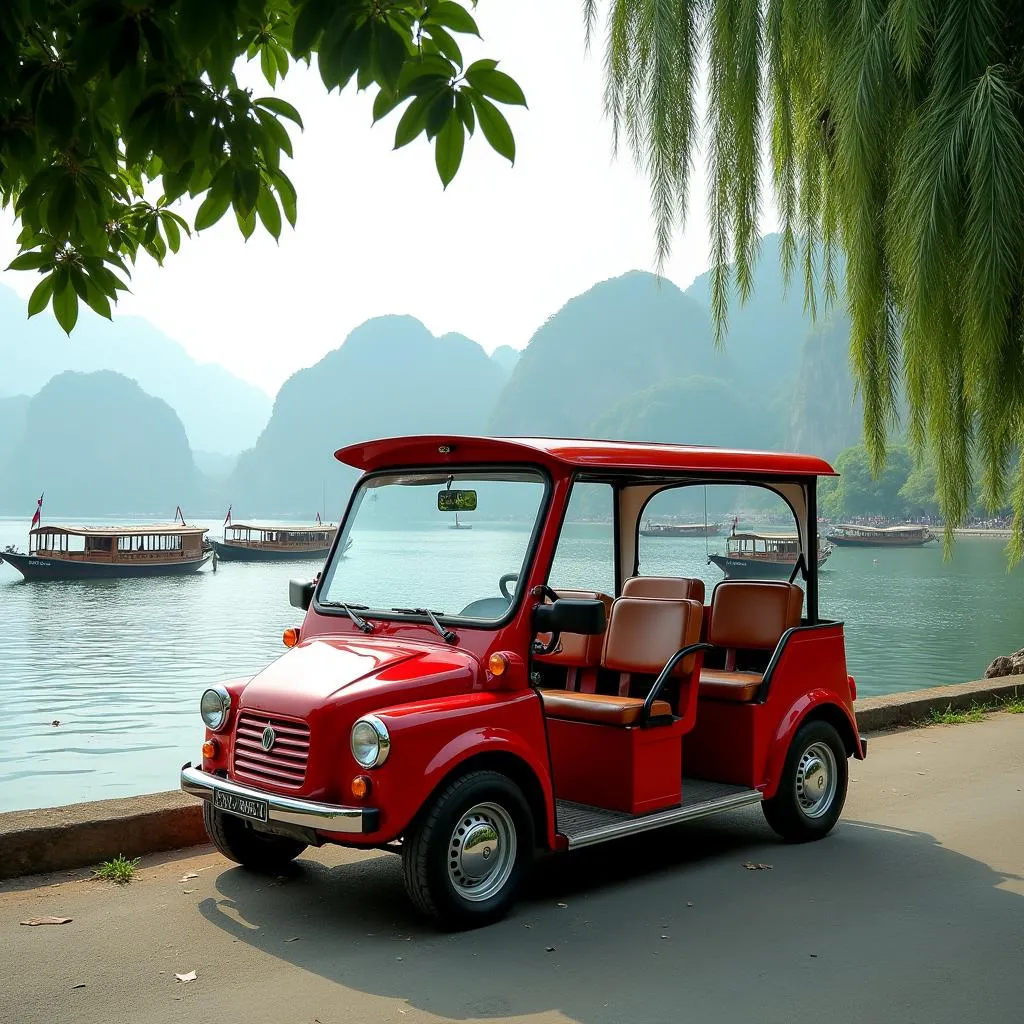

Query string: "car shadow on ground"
[[197, 807, 1024, 1024]]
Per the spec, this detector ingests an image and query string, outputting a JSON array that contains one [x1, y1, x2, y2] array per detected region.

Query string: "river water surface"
[[1, 516, 1022, 812]]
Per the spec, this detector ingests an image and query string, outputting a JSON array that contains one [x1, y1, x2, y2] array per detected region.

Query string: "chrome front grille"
[[233, 712, 310, 788]]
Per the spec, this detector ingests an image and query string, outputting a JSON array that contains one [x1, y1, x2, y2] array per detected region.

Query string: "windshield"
[[319, 469, 547, 623]]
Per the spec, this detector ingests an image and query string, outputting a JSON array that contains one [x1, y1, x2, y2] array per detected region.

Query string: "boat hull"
[[708, 551, 831, 580], [210, 540, 331, 562], [0, 551, 211, 580], [826, 535, 934, 547], [640, 525, 722, 538]]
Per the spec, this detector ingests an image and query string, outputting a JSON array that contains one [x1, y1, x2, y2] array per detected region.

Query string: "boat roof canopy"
[[227, 522, 336, 532], [335, 435, 837, 478], [31, 524, 208, 537], [730, 531, 800, 540]]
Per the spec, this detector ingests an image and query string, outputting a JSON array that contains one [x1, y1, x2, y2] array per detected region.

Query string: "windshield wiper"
[[392, 607, 457, 644], [321, 599, 373, 633]]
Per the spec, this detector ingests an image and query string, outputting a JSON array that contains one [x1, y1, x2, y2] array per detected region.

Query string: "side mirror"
[[533, 598, 607, 636], [289, 578, 314, 611]]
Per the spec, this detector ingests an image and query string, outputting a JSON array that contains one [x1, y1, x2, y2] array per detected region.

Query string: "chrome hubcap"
[[795, 741, 838, 818], [447, 802, 517, 902]]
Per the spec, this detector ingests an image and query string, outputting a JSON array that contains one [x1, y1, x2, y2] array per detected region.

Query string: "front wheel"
[[203, 803, 307, 872], [762, 719, 848, 842], [402, 770, 534, 930]]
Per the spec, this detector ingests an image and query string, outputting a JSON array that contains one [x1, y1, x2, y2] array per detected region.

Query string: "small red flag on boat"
[[223, 505, 232, 526], [30, 494, 42, 529]]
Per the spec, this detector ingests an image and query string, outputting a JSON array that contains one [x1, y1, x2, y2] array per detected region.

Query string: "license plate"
[[213, 788, 268, 823]]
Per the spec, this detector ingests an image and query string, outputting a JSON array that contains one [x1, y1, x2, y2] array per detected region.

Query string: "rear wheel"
[[203, 803, 307, 872], [402, 770, 534, 930], [762, 719, 848, 842]]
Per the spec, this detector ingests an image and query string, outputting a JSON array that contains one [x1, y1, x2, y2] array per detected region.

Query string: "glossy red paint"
[[336, 435, 837, 478], [187, 432, 861, 888]]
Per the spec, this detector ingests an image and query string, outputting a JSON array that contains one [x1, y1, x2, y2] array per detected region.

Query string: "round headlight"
[[350, 715, 390, 768], [200, 686, 231, 732]]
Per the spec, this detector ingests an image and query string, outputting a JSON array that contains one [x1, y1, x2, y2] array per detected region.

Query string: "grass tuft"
[[93, 854, 141, 884], [1004, 697, 1024, 714]]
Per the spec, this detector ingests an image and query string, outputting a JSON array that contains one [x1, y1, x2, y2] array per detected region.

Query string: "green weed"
[[92, 854, 141, 884]]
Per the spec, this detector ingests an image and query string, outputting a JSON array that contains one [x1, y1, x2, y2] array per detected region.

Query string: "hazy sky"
[[1, 1, 777, 395]]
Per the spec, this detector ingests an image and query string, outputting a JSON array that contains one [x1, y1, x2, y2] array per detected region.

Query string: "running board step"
[[557, 781, 762, 850]]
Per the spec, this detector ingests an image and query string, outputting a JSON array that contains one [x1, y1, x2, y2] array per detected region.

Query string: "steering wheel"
[[498, 573, 519, 600]]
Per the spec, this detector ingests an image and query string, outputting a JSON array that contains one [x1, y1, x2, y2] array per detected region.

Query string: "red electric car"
[[182, 435, 865, 928]]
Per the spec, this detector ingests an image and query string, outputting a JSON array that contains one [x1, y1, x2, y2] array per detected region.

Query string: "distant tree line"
[[821, 446, 1012, 524]]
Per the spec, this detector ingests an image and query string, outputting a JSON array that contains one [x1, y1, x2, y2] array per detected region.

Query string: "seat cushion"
[[622, 575, 706, 603], [540, 690, 672, 726], [699, 669, 762, 702], [707, 581, 803, 650], [601, 596, 703, 675]]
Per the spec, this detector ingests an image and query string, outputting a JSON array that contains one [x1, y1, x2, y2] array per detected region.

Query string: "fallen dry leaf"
[[182, 889, 196, 895], [556, 902, 568, 908], [174, 971, 197, 984], [284, 936, 300, 942], [178, 873, 198, 882], [72, 984, 85, 990], [742, 862, 773, 871], [545, 946, 556, 952], [20, 916, 72, 926]]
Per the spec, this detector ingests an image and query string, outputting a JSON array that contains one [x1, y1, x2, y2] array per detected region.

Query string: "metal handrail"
[[641, 642, 714, 725]]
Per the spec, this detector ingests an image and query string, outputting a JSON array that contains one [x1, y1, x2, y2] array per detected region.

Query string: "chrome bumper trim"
[[180, 763, 379, 834]]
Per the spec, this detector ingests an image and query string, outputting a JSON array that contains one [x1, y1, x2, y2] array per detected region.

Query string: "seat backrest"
[[707, 581, 803, 651], [535, 590, 613, 667], [621, 575, 705, 604], [601, 596, 703, 675]]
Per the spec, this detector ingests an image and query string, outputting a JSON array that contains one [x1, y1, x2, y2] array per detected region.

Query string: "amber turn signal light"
[[283, 627, 301, 648], [351, 775, 371, 800], [201, 739, 218, 760], [488, 652, 509, 676]]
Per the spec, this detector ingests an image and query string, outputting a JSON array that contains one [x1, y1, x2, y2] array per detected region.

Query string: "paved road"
[[2, 715, 1022, 1024]]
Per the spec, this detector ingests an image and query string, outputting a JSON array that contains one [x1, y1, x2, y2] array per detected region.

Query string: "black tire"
[[762, 719, 849, 842], [402, 770, 534, 930], [203, 803, 307, 872]]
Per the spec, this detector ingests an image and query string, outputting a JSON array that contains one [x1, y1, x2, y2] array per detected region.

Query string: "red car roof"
[[335, 435, 836, 477]]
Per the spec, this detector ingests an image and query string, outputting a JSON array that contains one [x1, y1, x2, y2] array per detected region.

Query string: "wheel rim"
[[795, 741, 838, 819], [447, 801, 517, 902]]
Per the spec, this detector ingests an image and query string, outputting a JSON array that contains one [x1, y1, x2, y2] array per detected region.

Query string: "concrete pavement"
[[2, 715, 1022, 1024]]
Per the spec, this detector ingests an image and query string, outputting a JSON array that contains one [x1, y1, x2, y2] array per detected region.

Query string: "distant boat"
[[210, 522, 340, 562], [708, 531, 831, 580], [449, 512, 472, 530], [639, 520, 722, 538], [0, 523, 211, 580], [826, 523, 937, 547]]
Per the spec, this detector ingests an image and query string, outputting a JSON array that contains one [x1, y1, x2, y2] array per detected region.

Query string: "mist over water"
[[2, 516, 1022, 812]]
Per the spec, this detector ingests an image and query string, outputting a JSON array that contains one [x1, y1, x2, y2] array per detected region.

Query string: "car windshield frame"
[[313, 463, 552, 630]]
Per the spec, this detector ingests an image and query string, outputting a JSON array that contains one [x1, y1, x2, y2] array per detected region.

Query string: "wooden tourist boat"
[[708, 531, 832, 579], [640, 519, 722, 538], [825, 523, 936, 547], [0, 523, 211, 580], [210, 522, 341, 562]]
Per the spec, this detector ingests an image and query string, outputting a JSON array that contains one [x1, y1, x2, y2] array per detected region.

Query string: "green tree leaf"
[[426, 2, 480, 36], [253, 97, 305, 130], [256, 187, 282, 240], [194, 188, 231, 231], [27, 275, 55, 317], [394, 93, 435, 149], [6, 251, 52, 272], [434, 110, 465, 188], [464, 68, 527, 106], [468, 91, 515, 163], [52, 281, 80, 335]]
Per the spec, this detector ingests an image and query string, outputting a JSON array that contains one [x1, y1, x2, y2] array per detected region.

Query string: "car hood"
[[239, 635, 477, 718]]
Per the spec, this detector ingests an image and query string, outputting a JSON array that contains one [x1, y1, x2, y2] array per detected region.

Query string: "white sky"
[[0, 1, 778, 396]]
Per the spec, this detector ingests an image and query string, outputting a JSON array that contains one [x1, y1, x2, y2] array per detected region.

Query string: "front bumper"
[[181, 763, 380, 834]]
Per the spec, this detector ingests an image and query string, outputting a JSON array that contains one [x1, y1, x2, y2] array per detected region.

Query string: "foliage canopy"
[[589, 0, 1024, 554], [0, 1, 523, 330]]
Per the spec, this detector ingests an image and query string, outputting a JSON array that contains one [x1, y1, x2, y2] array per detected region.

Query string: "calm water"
[[2, 515, 1023, 812]]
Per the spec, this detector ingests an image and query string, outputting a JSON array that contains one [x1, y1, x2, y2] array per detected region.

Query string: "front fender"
[[761, 690, 862, 799], [368, 689, 556, 845]]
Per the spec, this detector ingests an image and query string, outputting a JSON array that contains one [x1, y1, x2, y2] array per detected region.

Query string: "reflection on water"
[[2, 516, 1023, 812]]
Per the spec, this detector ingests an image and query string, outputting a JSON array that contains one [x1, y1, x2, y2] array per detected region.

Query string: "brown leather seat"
[[540, 595, 702, 725], [539, 690, 672, 725], [699, 581, 803, 702], [621, 575, 706, 604], [534, 590, 613, 669]]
